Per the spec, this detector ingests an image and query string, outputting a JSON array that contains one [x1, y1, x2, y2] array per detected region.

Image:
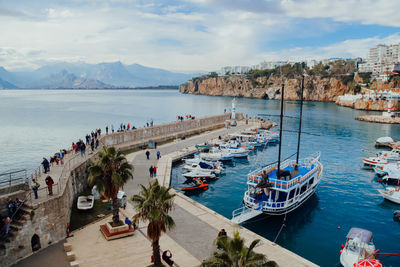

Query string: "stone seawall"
[[1, 113, 238, 266], [103, 113, 239, 150]]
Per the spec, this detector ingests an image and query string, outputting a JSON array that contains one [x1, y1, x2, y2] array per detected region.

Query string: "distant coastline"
[[1, 85, 179, 90]]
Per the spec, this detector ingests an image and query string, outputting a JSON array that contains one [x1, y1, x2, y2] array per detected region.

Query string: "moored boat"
[[378, 186, 400, 204], [181, 178, 208, 192], [340, 227, 379, 267], [183, 170, 218, 180], [77, 195, 94, 210], [375, 136, 394, 147], [231, 82, 323, 224]]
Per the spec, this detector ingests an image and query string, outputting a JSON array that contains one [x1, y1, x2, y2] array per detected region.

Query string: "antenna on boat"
[[277, 83, 285, 174], [296, 67, 305, 165]]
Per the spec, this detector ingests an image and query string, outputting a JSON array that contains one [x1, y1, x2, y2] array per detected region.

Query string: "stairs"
[[0, 203, 33, 248]]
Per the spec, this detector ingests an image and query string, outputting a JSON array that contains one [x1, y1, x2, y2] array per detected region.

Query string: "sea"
[[1, 89, 400, 266]]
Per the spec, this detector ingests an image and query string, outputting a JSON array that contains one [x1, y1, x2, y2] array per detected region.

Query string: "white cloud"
[[282, 0, 400, 27]]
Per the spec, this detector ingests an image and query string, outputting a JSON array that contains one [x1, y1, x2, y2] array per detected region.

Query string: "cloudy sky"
[[1, 0, 400, 72]]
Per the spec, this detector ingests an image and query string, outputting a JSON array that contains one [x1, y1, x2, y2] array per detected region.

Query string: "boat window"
[[288, 189, 296, 199], [300, 185, 307, 194], [309, 178, 314, 185]]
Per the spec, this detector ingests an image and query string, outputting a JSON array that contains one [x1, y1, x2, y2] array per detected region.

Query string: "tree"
[[131, 180, 176, 267], [88, 146, 133, 225], [202, 231, 279, 267]]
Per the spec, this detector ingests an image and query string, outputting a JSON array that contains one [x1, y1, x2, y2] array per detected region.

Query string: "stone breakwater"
[[335, 96, 400, 111], [356, 115, 400, 124], [179, 75, 352, 102]]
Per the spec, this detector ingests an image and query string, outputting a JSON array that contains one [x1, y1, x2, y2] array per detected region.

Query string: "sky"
[[1, 0, 400, 72]]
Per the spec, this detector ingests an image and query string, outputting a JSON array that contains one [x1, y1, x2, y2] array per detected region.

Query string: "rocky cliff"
[[179, 75, 351, 102]]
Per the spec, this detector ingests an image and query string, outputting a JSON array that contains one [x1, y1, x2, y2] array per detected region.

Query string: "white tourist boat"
[[378, 186, 400, 204], [340, 228, 379, 267], [231, 153, 323, 223], [183, 162, 224, 174], [231, 82, 323, 224], [77, 195, 94, 210], [362, 149, 400, 168]]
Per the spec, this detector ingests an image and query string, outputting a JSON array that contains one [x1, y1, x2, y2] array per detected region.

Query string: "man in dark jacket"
[[42, 158, 50, 173]]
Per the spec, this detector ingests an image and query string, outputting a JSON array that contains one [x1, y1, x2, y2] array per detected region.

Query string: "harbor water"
[[1, 89, 400, 266]]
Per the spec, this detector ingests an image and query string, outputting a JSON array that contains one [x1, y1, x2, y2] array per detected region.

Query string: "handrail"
[[0, 169, 27, 176]]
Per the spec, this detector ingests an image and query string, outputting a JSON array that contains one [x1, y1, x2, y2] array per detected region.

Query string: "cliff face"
[[179, 75, 351, 102]]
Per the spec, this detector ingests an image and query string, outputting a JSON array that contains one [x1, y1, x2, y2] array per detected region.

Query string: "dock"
[[5, 115, 316, 267]]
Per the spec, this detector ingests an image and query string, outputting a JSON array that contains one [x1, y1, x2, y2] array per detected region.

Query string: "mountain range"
[[0, 62, 197, 89]]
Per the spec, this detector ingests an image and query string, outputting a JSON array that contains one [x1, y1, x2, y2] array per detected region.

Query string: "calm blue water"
[[170, 99, 400, 266], [1, 89, 400, 266]]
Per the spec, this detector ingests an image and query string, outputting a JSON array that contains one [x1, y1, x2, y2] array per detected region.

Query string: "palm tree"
[[131, 180, 175, 267], [202, 231, 278, 267], [88, 146, 133, 225]]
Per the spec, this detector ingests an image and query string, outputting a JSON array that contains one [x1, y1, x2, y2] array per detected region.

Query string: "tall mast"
[[296, 74, 305, 164], [277, 83, 285, 174]]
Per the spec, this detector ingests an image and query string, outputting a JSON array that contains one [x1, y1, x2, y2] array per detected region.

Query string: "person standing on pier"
[[45, 175, 54, 196], [153, 166, 157, 177], [149, 166, 154, 178], [32, 179, 40, 199], [157, 151, 161, 160], [146, 150, 150, 160], [95, 139, 99, 150], [112, 125, 114, 133], [41, 157, 50, 173], [106, 126, 108, 134], [90, 139, 94, 152]]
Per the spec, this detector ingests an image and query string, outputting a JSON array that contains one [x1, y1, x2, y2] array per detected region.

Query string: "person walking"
[[111, 125, 114, 133], [95, 139, 99, 149], [157, 151, 161, 160], [41, 157, 50, 173], [149, 166, 154, 178], [153, 166, 157, 177], [45, 175, 54, 196], [90, 139, 95, 152], [154, 141, 157, 149], [32, 179, 40, 199], [106, 126, 108, 134], [145, 150, 150, 160]]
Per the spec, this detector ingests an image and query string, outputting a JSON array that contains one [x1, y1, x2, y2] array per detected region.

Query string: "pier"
[[3, 114, 316, 267]]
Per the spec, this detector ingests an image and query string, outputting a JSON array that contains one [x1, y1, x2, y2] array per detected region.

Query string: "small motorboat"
[[183, 157, 223, 167], [183, 162, 224, 174], [180, 178, 208, 192], [77, 195, 94, 210], [199, 151, 234, 161], [378, 186, 400, 204], [375, 136, 394, 147], [340, 227, 378, 267], [183, 170, 218, 180]]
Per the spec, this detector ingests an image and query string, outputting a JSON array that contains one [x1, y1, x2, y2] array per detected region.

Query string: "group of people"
[[176, 115, 195, 121], [41, 149, 67, 174], [107, 123, 138, 133], [149, 165, 158, 178], [1, 198, 24, 237]]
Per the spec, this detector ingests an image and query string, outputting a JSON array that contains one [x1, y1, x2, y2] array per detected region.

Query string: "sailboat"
[[231, 79, 323, 224]]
